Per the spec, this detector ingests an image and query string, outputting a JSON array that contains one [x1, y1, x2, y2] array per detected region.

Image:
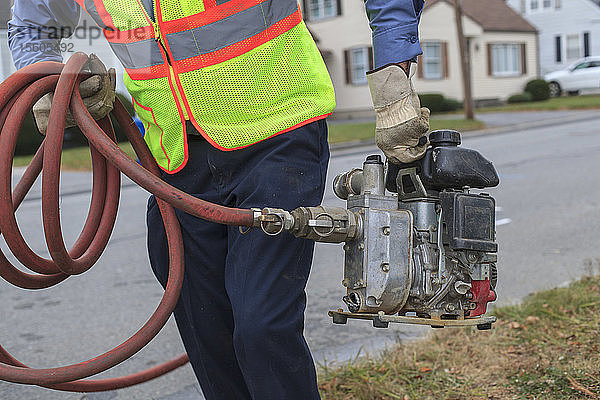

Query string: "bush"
[[14, 113, 44, 156], [507, 92, 533, 103], [524, 79, 550, 101], [418, 93, 445, 113], [440, 98, 462, 112]]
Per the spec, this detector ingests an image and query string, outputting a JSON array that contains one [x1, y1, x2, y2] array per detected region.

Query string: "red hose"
[[0, 53, 256, 392]]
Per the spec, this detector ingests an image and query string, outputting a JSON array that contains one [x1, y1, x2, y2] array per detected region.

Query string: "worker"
[[8, 1, 428, 399]]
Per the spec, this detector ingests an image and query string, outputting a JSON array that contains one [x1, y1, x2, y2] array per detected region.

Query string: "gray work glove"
[[367, 63, 430, 164], [33, 54, 117, 134]]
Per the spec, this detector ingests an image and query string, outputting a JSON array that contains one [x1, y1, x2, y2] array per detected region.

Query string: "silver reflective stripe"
[[166, 0, 298, 61], [84, 0, 109, 29], [109, 39, 164, 69]]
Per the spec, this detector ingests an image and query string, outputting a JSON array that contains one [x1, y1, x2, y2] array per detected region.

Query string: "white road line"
[[496, 218, 512, 227]]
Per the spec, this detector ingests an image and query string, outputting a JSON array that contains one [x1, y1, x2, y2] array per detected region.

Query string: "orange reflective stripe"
[[173, 9, 301, 72], [91, 0, 116, 30], [159, 0, 262, 34], [104, 26, 155, 44]]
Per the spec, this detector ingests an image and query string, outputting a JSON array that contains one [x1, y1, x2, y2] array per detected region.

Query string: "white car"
[[544, 57, 600, 97]]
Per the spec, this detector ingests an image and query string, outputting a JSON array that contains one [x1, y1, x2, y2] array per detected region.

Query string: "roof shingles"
[[426, 0, 537, 33]]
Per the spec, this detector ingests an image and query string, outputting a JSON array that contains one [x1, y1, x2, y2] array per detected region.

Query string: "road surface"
[[1, 114, 599, 399]]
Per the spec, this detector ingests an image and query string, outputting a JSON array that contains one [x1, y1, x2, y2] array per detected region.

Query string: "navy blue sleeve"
[[8, 0, 81, 70], [364, 0, 424, 68]]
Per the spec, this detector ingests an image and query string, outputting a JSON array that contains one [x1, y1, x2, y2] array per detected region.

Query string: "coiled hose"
[[0, 53, 255, 392]]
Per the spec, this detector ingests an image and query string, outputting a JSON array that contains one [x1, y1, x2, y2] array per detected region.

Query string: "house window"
[[491, 44, 523, 76], [543, 0, 552, 7], [566, 34, 580, 60], [555, 35, 562, 63], [530, 0, 538, 10], [584, 32, 590, 57], [422, 42, 443, 79], [555, 0, 561, 8], [345, 47, 372, 85], [308, 0, 338, 20]]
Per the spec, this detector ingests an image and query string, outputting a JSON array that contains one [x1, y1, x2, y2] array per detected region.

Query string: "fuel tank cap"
[[429, 130, 461, 147]]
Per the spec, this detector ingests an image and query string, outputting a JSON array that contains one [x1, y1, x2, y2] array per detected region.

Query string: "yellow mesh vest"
[[84, 0, 336, 172]]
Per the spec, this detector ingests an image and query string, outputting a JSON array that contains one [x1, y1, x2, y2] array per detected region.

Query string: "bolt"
[[382, 227, 391, 236], [342, 279, 349, 287], [467, 253, 478, 263], [343, 244, 350, 252], [358, 243, 365, 251], [446, 303, 456, 312], [381, 263, 390, 272], [357, 279, 365, 287]]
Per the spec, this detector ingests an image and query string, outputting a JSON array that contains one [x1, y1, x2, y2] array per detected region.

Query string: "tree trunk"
[[454, 0, 474, 120]]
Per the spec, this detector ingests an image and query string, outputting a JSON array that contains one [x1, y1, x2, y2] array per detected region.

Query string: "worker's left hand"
[[33, 54, 116, 134], [367, 63, 430, 164]]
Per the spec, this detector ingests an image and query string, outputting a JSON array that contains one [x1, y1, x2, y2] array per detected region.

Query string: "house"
[[506, 0, 600, 75], [305, 0, 538, 118]]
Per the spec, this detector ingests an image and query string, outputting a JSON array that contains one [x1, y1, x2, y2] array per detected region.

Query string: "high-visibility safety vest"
[[74, 0, 336, 173]]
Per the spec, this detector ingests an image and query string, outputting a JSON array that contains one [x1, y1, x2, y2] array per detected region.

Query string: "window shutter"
[[417, 55, 424, 79], [521, 43, 527, 75], [442, 42, 449, 78], [302, 0, 310, 21], [344, 49, 352, 84], [555, 36, 562, 63], [487, 43, 492, 76], [337, 0, 342, 16], [584, 32, 590, 57], [368, 46, 374, 71]]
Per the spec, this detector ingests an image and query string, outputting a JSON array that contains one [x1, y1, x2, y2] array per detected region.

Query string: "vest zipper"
[[149, 7, 190, 121]]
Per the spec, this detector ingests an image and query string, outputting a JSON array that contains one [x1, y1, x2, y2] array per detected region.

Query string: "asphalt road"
[[1, 112, 600, 399]]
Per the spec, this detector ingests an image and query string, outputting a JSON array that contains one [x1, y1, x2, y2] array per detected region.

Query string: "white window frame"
[[422, 42, 444, 80], [566, 34, 581, 61], [530, 0, 539, 10], [308, 0, 338, 21], [348, 47, 370, 85], [491, 43, 523, 77]]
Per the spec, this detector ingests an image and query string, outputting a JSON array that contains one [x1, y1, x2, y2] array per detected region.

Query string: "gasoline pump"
[[0, 55, 499, 391], [257, 129, 499, 330]]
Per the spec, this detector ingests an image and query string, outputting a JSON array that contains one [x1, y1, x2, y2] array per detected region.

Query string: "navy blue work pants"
[[147, 120, 329, 400]]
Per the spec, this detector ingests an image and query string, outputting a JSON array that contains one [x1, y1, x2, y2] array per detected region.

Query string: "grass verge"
[[328, 118, 486, 144], [318, 272, 600, 399], [13, 142, 137, 171], [475, 94, 600, 113]]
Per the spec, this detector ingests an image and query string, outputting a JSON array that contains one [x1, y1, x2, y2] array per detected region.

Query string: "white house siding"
[[471, 32, 538, 100], [507, 0, 600, 75], [414, 1, 483, 100], [306, 0, 374, 119], [307, 0, 538, 117]]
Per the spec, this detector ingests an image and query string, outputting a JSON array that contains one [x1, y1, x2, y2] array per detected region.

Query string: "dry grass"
[[319, 268, 600, 399]]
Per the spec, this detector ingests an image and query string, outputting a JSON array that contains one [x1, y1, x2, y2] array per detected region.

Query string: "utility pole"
[[454, 0, 474, 120]]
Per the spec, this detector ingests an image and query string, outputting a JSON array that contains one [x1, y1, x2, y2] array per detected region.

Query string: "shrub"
[[440, 98, 463, 112], [507, 92, 533, 103], [14, 113, 44, 156], [524, 79, 550, 101], [418, 93, 445, 113]]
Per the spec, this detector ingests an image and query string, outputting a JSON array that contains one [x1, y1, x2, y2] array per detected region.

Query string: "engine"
[[257, 130, 499, 329]]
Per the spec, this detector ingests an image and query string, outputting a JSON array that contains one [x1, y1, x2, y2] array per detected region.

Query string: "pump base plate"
[[328, 310, 496, 329]]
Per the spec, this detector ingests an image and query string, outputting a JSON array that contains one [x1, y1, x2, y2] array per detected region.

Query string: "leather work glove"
[[367, 63, 430, 164], [33, 54, 117, 134]]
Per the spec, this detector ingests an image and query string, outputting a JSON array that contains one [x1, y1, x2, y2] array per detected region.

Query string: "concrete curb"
[[329, 111, 600, 153]]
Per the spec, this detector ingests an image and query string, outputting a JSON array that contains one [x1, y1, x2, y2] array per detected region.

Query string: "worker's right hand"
[[367, 63, 430, 164], [33, 54, 116, 135]]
